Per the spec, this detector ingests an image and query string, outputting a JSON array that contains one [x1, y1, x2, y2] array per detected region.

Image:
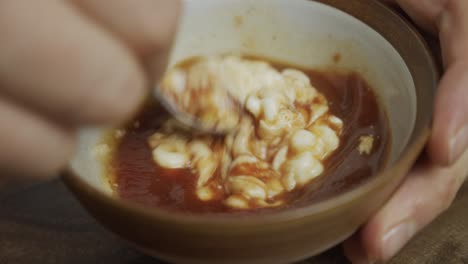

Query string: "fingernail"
[[450, 125, 468, 164], [381, 222, 416, 261]]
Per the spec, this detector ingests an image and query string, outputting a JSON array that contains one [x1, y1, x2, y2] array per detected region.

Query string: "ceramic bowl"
[[64, 0, 437, 263]]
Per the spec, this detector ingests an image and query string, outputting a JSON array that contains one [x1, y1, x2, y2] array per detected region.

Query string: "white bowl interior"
[[70, 0, 416, 195]]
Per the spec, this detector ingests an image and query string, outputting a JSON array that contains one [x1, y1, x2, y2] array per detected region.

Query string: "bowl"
[[63, 0, 437, 263]]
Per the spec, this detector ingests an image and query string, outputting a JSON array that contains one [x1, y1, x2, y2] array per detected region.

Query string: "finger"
[[384, 0, 448, 33], [343, 149, 468, 263], [71, 0, 181, 86], [0, 0, 146, 125], [429, 62, 468, 166], [438, 0, 468, 66], [428, 0, 468, 165], [72, 0, 181, 56], [0, 97, 75, 179]]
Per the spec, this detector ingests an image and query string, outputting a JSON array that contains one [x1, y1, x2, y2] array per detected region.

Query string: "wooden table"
[[1, 179, 468, 264]]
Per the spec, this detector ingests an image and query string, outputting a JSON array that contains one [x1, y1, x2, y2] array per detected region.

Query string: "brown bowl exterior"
[[63, 0, 437, 263]]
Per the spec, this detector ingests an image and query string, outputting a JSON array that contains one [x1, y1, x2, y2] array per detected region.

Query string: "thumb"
[[428, 0, 468, 165]]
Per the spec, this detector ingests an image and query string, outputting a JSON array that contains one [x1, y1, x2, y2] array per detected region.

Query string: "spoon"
[[153, 84, 239, 134]]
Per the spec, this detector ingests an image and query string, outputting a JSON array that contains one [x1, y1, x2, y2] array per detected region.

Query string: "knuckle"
[[407, 168, 464, 225], [438, 174, 459, 211]]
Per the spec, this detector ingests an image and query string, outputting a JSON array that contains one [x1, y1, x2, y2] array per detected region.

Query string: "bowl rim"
[[63, 0, 438, 225]]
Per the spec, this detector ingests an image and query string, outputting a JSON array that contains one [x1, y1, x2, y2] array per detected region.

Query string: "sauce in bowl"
[[106, 56, 390, 214]]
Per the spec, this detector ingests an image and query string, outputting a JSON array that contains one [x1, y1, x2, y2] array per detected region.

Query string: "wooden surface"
[[1, 179, 468, 264]]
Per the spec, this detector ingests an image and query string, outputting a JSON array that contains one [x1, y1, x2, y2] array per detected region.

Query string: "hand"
[[344, 0, 468, 262], [0, 0, 181, 179]]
